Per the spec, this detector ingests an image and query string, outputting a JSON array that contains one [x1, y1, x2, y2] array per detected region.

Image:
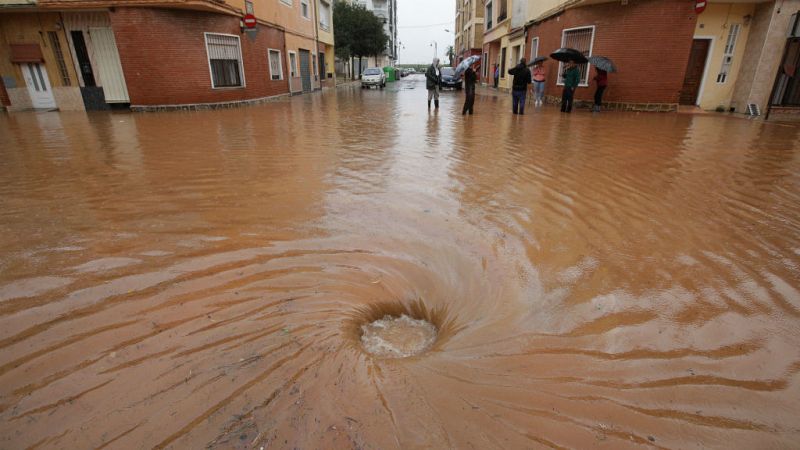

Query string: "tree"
[[334, 1, 389, 77], [445, 45, 455, 66]]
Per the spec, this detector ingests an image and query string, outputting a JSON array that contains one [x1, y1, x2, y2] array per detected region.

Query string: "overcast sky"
[[397, 0, 456, 64]]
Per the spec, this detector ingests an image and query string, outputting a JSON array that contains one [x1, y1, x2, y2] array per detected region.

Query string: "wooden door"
[[680, 39, 710, 105]]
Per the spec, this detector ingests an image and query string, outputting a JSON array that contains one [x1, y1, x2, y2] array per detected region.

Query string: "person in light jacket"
[[531, 62, 546, 107], [425, 58, 441, 109]]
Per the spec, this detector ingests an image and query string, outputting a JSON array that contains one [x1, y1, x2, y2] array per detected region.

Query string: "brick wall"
[[526, 0, 696, 105], [110, 8, 289, 106]]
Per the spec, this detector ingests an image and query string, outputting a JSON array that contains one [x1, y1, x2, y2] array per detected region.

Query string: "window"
[[717, 23, 740, 83], [319, 0, 331, 30], [48, 31, 70, 86], [500, 47, 506, 77], [530, 37, 539, 60], [301, 0, 310, 19], [485, 1, 492, 29], [245, 0, 254, 14], [289, 51, 297, 77], [280, 0, 292, 5], [557, 26, 594, 86], [482, 51, 489, 78], [498, 0, 507, 22], [268, 49, 283, 80], [205, 33, 244, 88]]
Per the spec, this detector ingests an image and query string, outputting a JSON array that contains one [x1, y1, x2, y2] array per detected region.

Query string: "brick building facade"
[[525, 0, 697, 110], [111, 8, 289, 109]]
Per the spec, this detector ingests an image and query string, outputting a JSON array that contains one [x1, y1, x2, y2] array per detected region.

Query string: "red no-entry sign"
[[243, 14, 257, 28], [695, 0, 706, 14]]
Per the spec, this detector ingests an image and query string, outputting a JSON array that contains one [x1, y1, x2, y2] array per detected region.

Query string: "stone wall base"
[[130, 93, 291, 112], [543, 95, 677, 112]]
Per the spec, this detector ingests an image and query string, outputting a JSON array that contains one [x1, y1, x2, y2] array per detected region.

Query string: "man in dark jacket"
[[561, 61, 580, 113], [508, 58, 532, 115], [462, 61, 478, 115], [425, 58, 441, 109]]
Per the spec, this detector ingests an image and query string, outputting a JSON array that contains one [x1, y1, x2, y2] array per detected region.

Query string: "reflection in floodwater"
[[1, 76, 800, 448]]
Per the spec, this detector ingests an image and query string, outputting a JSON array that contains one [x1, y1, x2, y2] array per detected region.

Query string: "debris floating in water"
[[360, 314, 437, 358]]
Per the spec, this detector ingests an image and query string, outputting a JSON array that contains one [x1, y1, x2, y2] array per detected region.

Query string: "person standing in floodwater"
[[426, 58, 441, 110], [531, 61, 546, 107], [508, 58, 532, 115], [462, 61, 478, 115], [561, 61, 580, 113], [592, 67, 608, 112]]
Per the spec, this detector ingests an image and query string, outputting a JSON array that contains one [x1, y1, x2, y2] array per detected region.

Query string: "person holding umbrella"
[[561, 61, 580, 113], [426, 57, 441, 110], [592, 67, 608, 112], [508, 57, 532, 115], [462, 58, 478, 115]]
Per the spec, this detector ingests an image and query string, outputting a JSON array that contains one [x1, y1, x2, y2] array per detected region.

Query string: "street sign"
[[243, 14, 257, 29], [695, 0, 706, 14]]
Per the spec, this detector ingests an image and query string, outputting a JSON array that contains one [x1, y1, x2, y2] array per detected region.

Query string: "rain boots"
[[435, 100, 439, 109], [428, 100, 431, 109]]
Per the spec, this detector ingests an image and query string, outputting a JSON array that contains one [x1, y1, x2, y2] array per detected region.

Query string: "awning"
[[9, 43, 43, 63]]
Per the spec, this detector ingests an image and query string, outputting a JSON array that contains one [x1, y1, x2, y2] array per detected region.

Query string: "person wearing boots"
[[462, 60, 478, 115], [426, 58, 441, 109]]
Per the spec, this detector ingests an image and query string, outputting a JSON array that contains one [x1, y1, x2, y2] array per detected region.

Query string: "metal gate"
[[299, 49, 311, 93]]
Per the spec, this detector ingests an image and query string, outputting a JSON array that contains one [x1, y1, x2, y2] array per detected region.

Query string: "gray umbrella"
[[527, 56, 548, 66], [588, 56, 617, 73]]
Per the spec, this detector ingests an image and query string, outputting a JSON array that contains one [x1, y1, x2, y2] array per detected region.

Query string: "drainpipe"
[[312, 0, 321, 90]]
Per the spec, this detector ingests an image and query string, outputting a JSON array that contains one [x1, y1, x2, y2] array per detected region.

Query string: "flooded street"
[[2, 74, 800, 448]]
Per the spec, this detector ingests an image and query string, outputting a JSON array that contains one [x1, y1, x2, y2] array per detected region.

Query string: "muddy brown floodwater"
[[1, 76, 800, 449]]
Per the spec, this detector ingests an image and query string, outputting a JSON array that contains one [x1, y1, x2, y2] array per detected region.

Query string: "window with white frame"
[[319, 0, 331, 30], [205, 33, 244, 88], [289, 51, 297, 77], [268, 49, 283, 80], [486, 1, 493, 29], [280, 0, 292, 5], [557, 26, 594, 86], [717, 23, 740, 83], [530, 37, 539, 60], [301, 0, 310, 19]]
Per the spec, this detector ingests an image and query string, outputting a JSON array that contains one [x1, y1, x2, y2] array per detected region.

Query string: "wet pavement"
[[1, 74, 800, 448]]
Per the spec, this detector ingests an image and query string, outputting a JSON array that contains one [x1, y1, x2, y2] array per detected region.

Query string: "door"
[[89, 27, 129, 103], [22, 63, 56, 109], [771, 38, 800, 106], [299, 49, 312, 92], [680, 39, 710, 105]]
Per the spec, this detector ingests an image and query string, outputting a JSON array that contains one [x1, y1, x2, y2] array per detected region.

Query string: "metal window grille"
[[557, 27, 594, 85], [268, 50, 283, 80], [206, 34, 243, 88], [717, 24, 740, 83], [47, 31, 70, 86]]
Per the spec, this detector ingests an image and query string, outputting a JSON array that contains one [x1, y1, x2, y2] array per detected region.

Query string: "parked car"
[[440, 67, 462, 90], [361, 68, 386, 88]]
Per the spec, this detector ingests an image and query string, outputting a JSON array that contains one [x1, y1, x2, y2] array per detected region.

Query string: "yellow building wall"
[[526, 0, 566, 23], [694, 3, 755, 110]]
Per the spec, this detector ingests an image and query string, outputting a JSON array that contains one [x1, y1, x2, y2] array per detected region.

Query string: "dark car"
[[440, 67, 462, 90]]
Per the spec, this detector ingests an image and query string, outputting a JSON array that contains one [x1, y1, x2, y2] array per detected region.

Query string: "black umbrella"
[[549, 48, 588, 64], [588, 56, 617, 73], [527, 56, 548, 66]]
